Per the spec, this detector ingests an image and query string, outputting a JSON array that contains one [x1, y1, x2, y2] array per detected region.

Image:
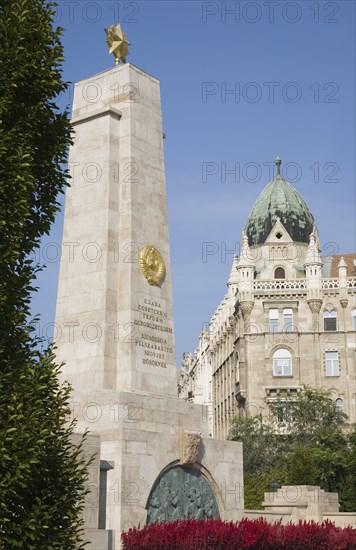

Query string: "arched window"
[[274, 267, 285, 279], [273, 348, 292, 376], [323, 309, 337, 331], [335, 398, 344, 421], [352, 310, 356, 330]]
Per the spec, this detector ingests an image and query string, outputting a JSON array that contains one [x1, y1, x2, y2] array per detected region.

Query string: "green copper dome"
[[245, 157, 315, 246]]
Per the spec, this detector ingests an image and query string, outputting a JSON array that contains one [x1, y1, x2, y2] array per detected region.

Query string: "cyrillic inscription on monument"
[[134, 297, 174, 368]]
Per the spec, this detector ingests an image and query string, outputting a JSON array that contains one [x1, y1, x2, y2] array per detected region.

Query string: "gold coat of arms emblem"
[[140, 246, 166, 287]]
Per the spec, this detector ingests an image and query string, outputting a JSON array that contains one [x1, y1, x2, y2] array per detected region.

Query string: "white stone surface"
[[245, 485, 356, 528], [55, 64, 245, 549], [68, 389, 243, 548], [56, 63, 177, 397]]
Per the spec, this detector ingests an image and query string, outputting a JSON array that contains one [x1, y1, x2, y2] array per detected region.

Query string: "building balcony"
[[249, 278, 356, 295]]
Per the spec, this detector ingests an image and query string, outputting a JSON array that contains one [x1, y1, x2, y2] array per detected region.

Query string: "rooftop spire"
[[275, 155, 281, 177], [305, 227, 322, 266], [237, 230, 255, 267], [228, 254, 239, 286]]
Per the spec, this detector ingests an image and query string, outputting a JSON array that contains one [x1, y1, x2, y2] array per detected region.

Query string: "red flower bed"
[[121, 517, 356, 550]]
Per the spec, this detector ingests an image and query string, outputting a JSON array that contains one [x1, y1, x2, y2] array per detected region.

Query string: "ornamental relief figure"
[[146, 466, 219, 524]]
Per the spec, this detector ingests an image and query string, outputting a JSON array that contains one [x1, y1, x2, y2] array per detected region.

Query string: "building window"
[[335, 398, 344, 422], [276, 404, 285, 422], [325, 351, 339, 376], [275, 402, 292, 423], [273, 348, 292, 376], [283, 308, 293, 332], [352, 310, 356, 330], [275, 267, 285, 279], [323, 309, 337, 331], [269, 309, 279, 332]]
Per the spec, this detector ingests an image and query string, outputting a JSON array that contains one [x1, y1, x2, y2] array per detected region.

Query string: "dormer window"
[[274, 267, 285, 279]]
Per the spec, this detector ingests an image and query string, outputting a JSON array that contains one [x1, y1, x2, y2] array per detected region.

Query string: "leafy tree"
[[228, 415, 289, 509], [267, 386, 347, 445], [340, 427, 356, 512], [228, 386, 355, 511], [228, 415, 277, 475], [285, 446, 319, 486], [0, 1, 90, 548]]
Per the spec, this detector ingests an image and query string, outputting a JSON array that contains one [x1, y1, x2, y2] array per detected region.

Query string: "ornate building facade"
[[178, 158, 356, 439]]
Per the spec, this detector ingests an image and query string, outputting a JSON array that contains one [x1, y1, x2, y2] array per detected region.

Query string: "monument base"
[[72, 391, 244, 549]]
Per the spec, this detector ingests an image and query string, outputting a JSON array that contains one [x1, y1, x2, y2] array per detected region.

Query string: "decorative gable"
[[265, 217, 294, 245]]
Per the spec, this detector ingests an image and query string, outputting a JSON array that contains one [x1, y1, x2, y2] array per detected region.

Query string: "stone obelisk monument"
[[55, 26, 243, 549]]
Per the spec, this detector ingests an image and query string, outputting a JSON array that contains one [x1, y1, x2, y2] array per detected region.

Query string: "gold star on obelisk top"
[[104, 23, 130, 65]]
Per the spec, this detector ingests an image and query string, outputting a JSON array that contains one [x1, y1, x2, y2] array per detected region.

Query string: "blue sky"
[[32, 0, 356, 361]]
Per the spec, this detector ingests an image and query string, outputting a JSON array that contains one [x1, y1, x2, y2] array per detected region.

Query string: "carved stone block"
[[180, 431, 202, 465]]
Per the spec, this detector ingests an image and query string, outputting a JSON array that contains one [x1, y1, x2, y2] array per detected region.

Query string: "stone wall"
[[71, 433, 114, 547], [243, 485, 356, 528]]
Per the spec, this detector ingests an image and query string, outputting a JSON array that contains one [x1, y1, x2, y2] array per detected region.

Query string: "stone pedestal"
[[69, 389, 243, 541], [55, 64, 244, 549], [263, 485, 339, 523]]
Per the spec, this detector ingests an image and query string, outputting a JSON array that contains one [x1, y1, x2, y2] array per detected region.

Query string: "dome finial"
[[275, 155, 282, 176]]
